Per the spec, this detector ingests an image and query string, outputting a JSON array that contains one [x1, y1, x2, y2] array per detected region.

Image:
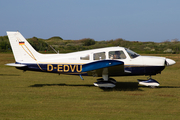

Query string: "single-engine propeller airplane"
[[6, 31, 176, 88]]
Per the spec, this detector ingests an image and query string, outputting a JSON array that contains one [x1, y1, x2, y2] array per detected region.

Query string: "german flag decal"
[[19, 41, 25, 45]]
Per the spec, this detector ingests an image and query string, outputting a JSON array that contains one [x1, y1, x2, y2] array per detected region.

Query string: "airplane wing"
[[82, 60, 128, 77]]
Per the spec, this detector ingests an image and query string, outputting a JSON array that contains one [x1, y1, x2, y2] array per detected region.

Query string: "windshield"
[[125, 48, 140, 59]]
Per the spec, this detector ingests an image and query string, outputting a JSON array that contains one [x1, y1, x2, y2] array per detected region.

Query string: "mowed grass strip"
[[0, 53, 180, 120]]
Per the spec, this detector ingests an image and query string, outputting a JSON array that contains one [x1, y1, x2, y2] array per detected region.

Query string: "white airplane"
[[6, 31, 176, 88]]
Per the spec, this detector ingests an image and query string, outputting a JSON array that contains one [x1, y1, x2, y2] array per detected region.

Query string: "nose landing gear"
[[138, 76, 160, 88]]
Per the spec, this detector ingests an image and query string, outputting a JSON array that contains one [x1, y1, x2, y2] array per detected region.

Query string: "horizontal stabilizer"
[[5, 63, 27, 67]]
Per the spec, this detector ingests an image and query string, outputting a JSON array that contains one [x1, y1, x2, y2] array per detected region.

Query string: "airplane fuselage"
[[16, 47, 168, 77], [6, 31, 176, 88]]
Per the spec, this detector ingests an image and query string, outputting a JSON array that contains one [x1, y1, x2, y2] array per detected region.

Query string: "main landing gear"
[[137, 76, 160, 88], [94, 77, 117, 88]]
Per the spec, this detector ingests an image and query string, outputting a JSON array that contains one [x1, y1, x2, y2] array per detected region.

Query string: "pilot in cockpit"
[[113, 51, 121, 59]]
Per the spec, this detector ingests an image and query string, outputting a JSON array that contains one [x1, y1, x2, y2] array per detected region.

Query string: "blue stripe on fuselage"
[[16, 62, 165, 76]]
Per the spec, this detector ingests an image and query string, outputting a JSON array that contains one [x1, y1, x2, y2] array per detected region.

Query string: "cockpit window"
[[109, 51, 126, 59], [125, 48, 140, 59]]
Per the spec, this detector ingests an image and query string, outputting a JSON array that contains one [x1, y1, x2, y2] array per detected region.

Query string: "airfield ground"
[[0, 53, 180, 119]]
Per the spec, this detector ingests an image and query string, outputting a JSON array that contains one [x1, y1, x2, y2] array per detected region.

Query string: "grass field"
[[0, 53, 180, 120]]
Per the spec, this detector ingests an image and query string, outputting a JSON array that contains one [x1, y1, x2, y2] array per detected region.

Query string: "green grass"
[[0, 53, 180, 120]]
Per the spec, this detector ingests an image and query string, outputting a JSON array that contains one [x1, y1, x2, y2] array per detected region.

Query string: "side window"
[[80, 54, 90, 60], [109, 51, 126, 59], [93, 52, 106, 60]]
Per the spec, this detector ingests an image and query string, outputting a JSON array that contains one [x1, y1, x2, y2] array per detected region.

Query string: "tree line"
[[0, 35, 180, 54]]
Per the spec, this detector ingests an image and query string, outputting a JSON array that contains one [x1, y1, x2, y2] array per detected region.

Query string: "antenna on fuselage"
[[45, 41, 59, 54], [49, 45, 59, 54]]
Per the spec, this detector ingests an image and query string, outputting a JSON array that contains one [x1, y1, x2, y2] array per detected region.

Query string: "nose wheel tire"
[[138, 76, 160, 88]]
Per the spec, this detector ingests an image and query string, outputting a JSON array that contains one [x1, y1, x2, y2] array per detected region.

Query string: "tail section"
[[7, 31, 41, 63]]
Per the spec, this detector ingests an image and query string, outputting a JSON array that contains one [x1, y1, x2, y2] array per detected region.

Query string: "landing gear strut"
[[93, 68, 117, 88]]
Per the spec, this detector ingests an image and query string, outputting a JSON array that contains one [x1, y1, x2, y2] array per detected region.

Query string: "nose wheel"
[[138, 76, 160, 88]]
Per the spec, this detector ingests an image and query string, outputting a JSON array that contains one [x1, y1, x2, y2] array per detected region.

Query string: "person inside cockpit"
[[113, 51, 121, 59]]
